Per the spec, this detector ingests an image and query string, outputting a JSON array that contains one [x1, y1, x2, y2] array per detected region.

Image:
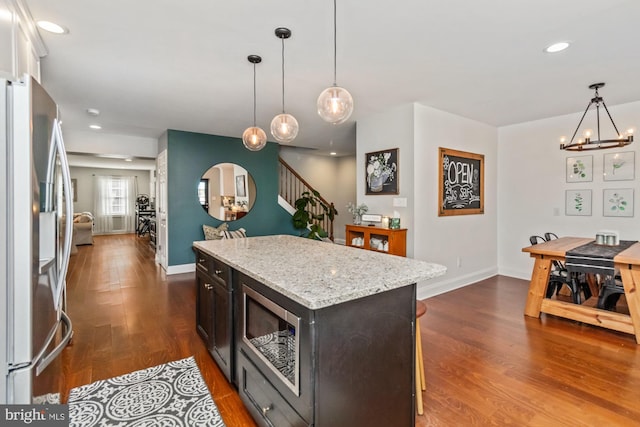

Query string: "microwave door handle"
[[52, 119, 73, 308], [35, 311, 73, 376]]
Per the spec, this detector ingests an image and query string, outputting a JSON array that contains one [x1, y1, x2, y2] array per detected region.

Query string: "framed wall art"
[[603, 188, 634, 217], [235, 175, 246, 197], [566, 155, 593, 182], [565, 189, 592, 216], [438, 147, 484, 216], [71, 178, 77, 202], [365, 148, 398, 195], [603, 151, 635, 181]]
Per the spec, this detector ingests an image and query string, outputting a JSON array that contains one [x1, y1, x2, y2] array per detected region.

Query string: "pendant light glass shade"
[[318, 0, 353, 124], [270, 113, 299, 143], [242, 54, 267, 151], [242, 126, 267, 151], [317, 85, 353, 124], [271, 27, 298, 143]]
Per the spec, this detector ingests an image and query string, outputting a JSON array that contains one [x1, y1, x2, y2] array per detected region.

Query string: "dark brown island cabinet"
[[195, 250, 233, 381], [193, 236, 445, 427]]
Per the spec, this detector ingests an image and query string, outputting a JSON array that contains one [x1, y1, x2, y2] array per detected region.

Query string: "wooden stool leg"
[[417, 318, 426, 391], [415, 317, 424, 415], [416, 339, 423, 415]]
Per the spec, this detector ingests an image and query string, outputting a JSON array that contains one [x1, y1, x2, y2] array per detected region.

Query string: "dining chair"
[[544, 231, 592, 304], [598, 276, 625, 311], [529, 235, 587, 303]]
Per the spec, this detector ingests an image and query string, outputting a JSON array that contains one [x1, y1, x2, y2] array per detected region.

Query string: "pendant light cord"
[[333, 0, 337, 86], [281, 37, 286, 114], [252, 62, 257, 126]]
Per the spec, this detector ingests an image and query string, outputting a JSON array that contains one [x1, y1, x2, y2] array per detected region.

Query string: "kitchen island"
[[193, 235, 446, 427]]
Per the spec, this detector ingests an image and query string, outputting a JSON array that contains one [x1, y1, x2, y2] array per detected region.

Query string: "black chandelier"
[[560, 83, 634, 151], [560, 83, 633, 151]]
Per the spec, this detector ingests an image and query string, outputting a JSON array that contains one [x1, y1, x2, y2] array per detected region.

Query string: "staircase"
[[278, 157, 335, 241]]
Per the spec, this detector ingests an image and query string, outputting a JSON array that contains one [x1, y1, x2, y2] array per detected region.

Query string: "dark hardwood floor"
[[62, 234, 256, 426], [63, 234, 640, 426]]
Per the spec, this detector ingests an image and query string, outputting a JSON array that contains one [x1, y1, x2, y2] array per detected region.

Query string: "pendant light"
[[560, 83, 634, 151], [271, 27, 299, 143], [317, 0, 353, 124], [242, 55, 267, 151]]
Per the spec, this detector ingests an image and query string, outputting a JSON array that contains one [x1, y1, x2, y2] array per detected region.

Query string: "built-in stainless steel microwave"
[[242, 284, 301, 396]]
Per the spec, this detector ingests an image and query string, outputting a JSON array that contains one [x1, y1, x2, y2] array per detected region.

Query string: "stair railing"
[[278, 157, 335, 241]]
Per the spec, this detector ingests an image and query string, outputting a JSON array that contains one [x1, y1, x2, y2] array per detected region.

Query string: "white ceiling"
[[25, 0, 640, 158]]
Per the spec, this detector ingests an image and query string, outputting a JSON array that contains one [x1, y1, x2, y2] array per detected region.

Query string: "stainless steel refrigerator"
[[1, 74, 73, 404]]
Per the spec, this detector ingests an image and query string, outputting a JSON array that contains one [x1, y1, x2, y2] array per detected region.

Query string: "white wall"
[[64, 130, 158, 158], [357, 104, 416, 253], [356, 103, 498, 299], [279, 147, 356, 242], [69, 166, 152, 214], [413, 104, 498, 298], [498, 100, 640, 280]]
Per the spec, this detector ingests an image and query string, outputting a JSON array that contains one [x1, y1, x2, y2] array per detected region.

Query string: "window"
[[198, 179, 209, 209], [93, 175, 137, 234], [107, 177, 127, 215]]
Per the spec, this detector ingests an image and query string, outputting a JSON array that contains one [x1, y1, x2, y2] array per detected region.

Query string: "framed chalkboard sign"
[[438, 147, 484, 216]]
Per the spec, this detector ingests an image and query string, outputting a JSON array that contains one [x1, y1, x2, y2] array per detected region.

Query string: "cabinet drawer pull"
[[198, 259, 208, 271], [215, 269, 223, 275], [261, 404, 272, 416], [204, 283, 213, 290]]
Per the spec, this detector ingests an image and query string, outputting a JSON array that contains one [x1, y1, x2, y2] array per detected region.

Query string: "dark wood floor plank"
[[63, 235, 640, 426]]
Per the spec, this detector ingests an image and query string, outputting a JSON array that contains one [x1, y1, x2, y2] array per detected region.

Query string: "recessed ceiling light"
[[544, 42, 570, 53], [87, 108, 100, 116], [36, 20, 68, 34], [124, 158, 133, 162], [89, 124, 102, 130], [329, 152, 337, 156]]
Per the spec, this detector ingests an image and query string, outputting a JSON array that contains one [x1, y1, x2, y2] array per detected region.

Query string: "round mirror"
[[198, 163, 256, 221]]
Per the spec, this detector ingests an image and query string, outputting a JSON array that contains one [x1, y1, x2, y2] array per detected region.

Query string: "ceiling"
[[25, 0, 640, 158]]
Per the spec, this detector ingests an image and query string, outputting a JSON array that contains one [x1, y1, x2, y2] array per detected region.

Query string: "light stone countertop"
[[193, 235, 447, 310]]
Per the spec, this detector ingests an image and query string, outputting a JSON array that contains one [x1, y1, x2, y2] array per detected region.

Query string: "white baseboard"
[[166, 263, 195, 275], [417, 266, 498, 300], [497, 267, 531, 281]]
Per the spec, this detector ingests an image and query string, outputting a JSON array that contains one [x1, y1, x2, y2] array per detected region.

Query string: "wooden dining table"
[[522, 236, 640, 344]]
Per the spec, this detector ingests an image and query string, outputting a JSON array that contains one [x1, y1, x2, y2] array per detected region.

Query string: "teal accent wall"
[[167, 130, 297, 267]]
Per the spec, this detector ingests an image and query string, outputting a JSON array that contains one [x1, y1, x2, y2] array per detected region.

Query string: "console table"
[[345, 224, 407, 257], [522, 237, 640, 343]]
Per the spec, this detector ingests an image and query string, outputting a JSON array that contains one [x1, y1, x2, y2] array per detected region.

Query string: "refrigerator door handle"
[[35, 311, 72, 376], [52, 119, 73, 309]]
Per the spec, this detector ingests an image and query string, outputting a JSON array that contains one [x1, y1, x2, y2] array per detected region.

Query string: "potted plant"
[[346, 202, 368, 225], [292, 190, 338, 239]]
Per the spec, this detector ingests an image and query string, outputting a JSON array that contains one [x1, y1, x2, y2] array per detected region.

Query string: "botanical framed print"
[[566, 155, 593, 182], [438, 147, 484, 216], [603, 151, 635, 181], [565, 189, 592, 216], [365, 148, 398, 195], [603, 188, 634, 217]]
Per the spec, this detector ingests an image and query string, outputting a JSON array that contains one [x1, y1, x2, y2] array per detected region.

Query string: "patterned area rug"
[[68, 356, 225, 426]]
